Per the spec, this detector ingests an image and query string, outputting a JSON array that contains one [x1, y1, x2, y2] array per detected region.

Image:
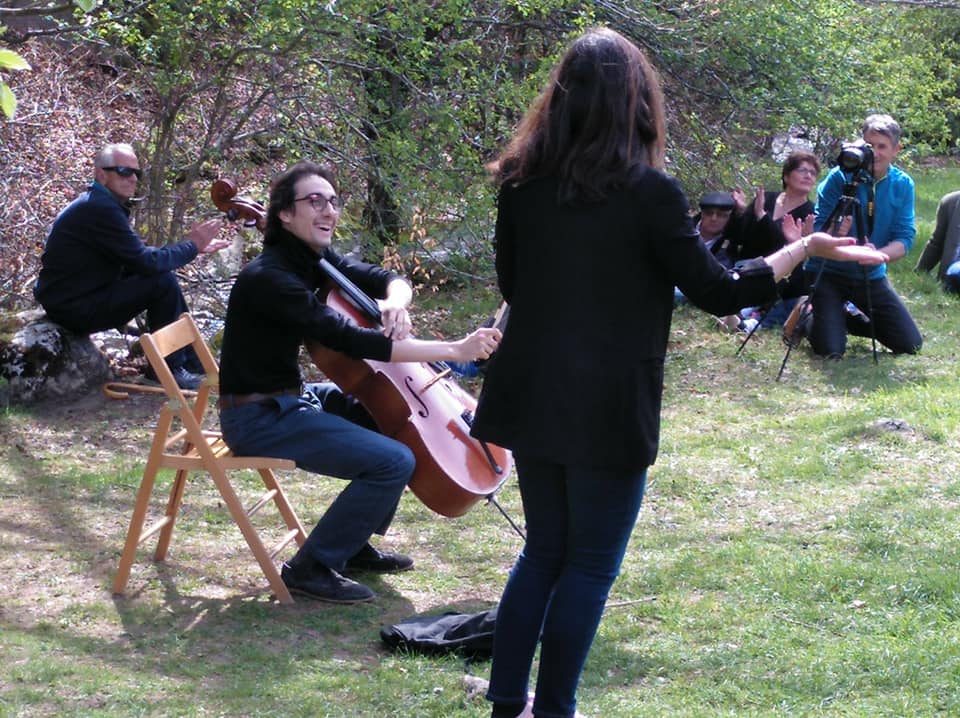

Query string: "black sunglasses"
[[102, 166, 143, 180]]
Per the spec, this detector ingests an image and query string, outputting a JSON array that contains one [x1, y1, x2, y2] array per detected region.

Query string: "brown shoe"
[[783, 296, 812, 348]]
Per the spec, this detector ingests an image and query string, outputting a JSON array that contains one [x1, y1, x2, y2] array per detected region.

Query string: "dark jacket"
[[218, 228, 399, 396], [738, 191, 814, 259], [33, 181, 198, 313], [915, 189, 960, 282], [471, 166, 778, 471], [738, 191, 815, 298], [694, 211, 746, 270]]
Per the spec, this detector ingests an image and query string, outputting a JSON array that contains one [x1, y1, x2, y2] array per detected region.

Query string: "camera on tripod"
[[837, 139, 874, 177]]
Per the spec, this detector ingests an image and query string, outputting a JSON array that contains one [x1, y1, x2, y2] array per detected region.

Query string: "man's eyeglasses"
[[294, 193, 342, 213], [102, 166, 143, 180]]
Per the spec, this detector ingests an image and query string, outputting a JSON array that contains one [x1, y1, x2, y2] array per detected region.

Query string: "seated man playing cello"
[[217, 161, 501, 604]]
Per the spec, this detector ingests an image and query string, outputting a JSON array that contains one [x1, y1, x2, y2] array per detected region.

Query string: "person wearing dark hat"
[[696, 191, 740, 269], [676, 191, 754, 330]]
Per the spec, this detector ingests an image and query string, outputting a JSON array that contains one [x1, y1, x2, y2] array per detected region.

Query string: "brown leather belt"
[[218, 386, 302, 410]]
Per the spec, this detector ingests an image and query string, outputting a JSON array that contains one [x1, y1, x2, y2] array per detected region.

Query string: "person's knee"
[[887, 336, 922, 354], [389, 444, 416, 485], [809, 334, 845, 359]]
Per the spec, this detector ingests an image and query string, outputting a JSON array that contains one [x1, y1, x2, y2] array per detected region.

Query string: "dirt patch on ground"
[[2, 388, 160, 614]]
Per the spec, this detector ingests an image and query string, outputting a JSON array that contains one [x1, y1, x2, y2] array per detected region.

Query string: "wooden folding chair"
[[112, 313, 306, 604]]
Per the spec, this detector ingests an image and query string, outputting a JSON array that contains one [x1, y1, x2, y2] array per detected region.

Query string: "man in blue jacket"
[[806, 114, 922, 358], [34, 143, 229, 388]]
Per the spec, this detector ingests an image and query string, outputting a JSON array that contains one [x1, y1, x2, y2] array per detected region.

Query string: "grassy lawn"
[[1, 163, 959, 717]]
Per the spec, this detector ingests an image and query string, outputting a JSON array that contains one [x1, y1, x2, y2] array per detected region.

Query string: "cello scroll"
[[211, 178, 267, 231]]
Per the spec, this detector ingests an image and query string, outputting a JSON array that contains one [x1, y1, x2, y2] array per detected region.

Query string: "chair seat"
[[160, 429, 296, 471]]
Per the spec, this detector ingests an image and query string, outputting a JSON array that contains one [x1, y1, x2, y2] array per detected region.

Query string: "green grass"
[[2, 163, 960, 717]]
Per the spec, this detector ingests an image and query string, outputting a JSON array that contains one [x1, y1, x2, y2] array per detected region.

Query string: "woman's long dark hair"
[[490, 27, 667, 204]]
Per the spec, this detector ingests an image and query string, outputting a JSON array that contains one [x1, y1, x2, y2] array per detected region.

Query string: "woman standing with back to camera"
[[470, 27, 888, 718]]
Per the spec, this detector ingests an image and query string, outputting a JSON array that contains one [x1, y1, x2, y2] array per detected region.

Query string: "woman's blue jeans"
[[219, 382, 415, 572], [487, 453, 647, 718]]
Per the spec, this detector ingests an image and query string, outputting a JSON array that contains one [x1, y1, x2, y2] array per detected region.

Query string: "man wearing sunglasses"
[[34, 142, 230, 389]]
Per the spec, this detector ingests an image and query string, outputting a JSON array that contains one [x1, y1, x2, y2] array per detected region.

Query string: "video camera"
[[837, 139, 874, 177]]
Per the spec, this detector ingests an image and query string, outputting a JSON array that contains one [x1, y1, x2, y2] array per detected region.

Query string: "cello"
[[211, 179, 512, 518]]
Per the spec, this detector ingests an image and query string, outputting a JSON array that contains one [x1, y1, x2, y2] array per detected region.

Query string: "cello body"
[[308, 288, 512, 518]]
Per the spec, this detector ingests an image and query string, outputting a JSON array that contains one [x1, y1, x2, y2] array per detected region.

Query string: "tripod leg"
[[735, 306, 769, 356], [776, 343, 794, 381], [860, 269, 879, 364], [852, 195, 880, 364]]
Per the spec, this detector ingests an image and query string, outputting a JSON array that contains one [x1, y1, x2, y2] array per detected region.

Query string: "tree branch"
[[855, 0, 960, 8], [0, 2, 75, 18]]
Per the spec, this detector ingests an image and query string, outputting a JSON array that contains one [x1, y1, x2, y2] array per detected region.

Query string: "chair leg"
[[112, 465, 161, 596], [208, 466, 295, 605], [258, 469, 307, 548], [113, 411, 177, 597], [154, 468, 190, 561]]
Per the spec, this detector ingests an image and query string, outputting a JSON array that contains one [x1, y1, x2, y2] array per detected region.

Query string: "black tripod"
[[774, 174, 879, 379]]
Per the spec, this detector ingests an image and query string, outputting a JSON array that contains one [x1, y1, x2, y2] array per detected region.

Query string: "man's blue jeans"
[[219, 382, 415, 572], [486, 453, 647, 718], [805, 271, 922, 357], [44, 271, 197, 369]]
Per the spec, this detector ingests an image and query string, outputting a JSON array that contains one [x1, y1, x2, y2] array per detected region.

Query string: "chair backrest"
[[139, 312, 217, 431]]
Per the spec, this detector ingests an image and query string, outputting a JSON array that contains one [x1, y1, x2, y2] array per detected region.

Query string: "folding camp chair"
[[111, 313, 306, 604]]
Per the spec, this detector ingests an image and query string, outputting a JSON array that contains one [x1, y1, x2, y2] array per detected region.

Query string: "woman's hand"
[[782, 215, 816, 245], [782, 215, 802, 244], [753, 187, 766, 219], [731, 186, 748, 214], [454, 327, 502, 363], [805, 232, 889, 266]]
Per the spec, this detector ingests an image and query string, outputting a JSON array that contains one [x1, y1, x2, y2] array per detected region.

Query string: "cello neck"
[[318, 257, 383, 325]]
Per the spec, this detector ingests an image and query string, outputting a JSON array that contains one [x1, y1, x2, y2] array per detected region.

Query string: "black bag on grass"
[[380, 607, 497, 659]]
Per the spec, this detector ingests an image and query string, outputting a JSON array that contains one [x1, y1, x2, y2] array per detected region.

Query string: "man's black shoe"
[[345, 543, 414, 574], [281, 561, 375, 604]]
